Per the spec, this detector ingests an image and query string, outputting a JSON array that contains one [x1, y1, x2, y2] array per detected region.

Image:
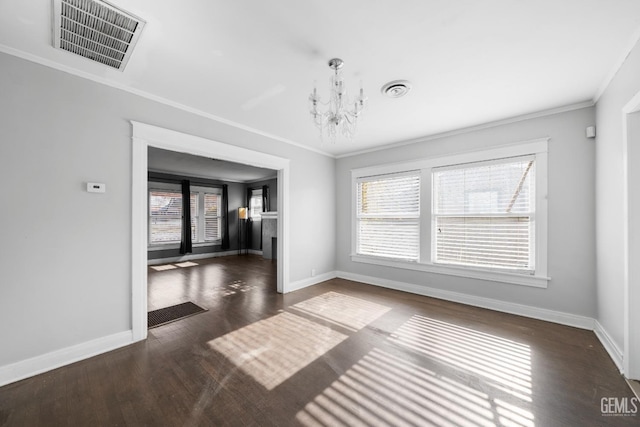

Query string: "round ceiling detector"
[[381, 80, 412, 98]]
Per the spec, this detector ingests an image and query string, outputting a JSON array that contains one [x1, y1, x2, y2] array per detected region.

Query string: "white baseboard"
[[594, 320, 624, 373], [287, 271, 337, 293], [148, 250, 253, 265], [336, 271, 595, 330], [0, 330, 134, 387], [0, 272, 620, 389]]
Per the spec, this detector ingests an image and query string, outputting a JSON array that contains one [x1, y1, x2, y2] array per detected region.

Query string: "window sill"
[[350, 254, 549, 288]]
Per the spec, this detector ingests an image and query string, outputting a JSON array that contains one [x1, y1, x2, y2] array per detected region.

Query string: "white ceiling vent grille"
[[52, 0, 145, 70]]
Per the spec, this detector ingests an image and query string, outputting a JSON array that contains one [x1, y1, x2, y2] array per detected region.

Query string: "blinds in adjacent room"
[[204, 192, 221, 241], [189, 193, 197, 241], [149, 190, 183, 243], [356, 172, 420, 261], [432, 156, 535, 272]]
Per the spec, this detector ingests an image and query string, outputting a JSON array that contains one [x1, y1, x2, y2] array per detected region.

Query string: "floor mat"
[[148, 301, 207, 328]]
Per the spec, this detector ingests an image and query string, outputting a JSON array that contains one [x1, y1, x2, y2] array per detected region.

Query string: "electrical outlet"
[[311, 269, 316, 277]]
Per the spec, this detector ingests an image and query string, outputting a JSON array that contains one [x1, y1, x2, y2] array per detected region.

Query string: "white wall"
[[337, 107, 597, 317], [0, 52, 335, 368], [595, 39, 640, 352]]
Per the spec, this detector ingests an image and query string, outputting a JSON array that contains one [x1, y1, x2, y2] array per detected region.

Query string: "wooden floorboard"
[[0, 254, 636, 426]]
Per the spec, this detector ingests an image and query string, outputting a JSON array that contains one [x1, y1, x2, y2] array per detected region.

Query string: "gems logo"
[[601, 397, 639, 416]]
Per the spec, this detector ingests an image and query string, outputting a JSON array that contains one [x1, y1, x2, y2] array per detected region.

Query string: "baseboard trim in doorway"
[[627, 379, 640, 399], [148, 250, 264, 266], [148, 251, 238, 266], [287, 271, 337, 293], [0, 330, 133, 387], [594, 320, 624, 373]]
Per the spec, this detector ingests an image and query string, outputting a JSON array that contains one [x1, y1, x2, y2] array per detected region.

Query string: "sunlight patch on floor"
[[297, 348, 502, 427], [222, 280, 257, 296], [176, 261, 199, 268], [290, 292, 391, 331], [390, 315, 533, 403], [150, 264, 178, 271], [208, 312, 347, 390]]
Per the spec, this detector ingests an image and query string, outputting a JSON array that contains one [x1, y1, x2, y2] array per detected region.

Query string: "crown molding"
[[594, 26, 640, 103], [0, 44, 334, 159], [336, 100, 594, 159]]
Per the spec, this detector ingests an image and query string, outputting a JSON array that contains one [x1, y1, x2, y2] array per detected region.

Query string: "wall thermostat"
[[87, 182, 106, 193]]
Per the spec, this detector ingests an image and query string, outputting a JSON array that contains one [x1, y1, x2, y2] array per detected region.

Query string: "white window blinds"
[[204, 192, 221, 242], [356, 172, 420, 261], [149, 190, 183, 243], [250, 190, 262, 219], [189, 193, 197, 241], [432, 156, 535, 272]]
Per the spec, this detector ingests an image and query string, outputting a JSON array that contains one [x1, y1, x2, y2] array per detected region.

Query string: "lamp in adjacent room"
[[238, 207, 248, 220], [238, 207, 249, 255]]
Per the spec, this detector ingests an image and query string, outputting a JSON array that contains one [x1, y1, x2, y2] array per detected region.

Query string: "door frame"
[[622, 92, 640, 379], [130, 121, 290, 341]]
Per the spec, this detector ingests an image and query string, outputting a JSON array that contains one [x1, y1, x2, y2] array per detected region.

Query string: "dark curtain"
[[179, 180, 192, 254], [259, 185, 270, 250], [221, 184, 230, 249], [262, 185, 270, 212], [246, 188, 253, 250]]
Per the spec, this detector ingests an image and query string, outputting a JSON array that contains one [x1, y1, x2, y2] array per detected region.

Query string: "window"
[[433, 156, 535, 272], [149, 190, 182, 244], [189, 192, 197, 241], [249, 189, 263, 220], [351, 138, 548, 287], [356, 172, 420, 261], [149, 184, 223, 246], [204, 192, 222, 241]]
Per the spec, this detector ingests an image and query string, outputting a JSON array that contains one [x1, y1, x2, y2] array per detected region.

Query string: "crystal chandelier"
[[309, 58, 367, 143]]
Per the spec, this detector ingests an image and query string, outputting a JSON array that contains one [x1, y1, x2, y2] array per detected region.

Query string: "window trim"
[[350, 138, 549, 288]]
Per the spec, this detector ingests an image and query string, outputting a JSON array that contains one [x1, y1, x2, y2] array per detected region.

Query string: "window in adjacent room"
[[149, 190, 183, 244], [249, 189, 263, 220], [204, 192, 222, 241], [148, 184, 223, 246]]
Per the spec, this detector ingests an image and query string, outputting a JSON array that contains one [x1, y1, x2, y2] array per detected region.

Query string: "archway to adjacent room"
[[131, 121, 290, 341]]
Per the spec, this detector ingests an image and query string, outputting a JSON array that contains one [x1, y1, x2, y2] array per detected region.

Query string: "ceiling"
[[148, 147, 276, 183], [2, 1, 640, 157]]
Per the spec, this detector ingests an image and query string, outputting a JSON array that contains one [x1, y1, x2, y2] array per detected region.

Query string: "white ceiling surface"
[[2, 1, 640, 157], [148, 147, 275, 183]]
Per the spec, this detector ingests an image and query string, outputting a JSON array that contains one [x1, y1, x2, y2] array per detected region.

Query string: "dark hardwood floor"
[[0, 255, 636, 426]]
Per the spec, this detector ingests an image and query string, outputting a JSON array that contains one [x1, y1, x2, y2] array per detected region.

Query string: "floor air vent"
[[52, 0, 145, 70]]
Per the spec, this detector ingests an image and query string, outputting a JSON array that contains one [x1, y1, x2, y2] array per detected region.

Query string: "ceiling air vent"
[[52, 0, 145, 70]]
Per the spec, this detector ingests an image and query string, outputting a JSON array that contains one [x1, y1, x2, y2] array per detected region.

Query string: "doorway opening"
[[131, 121, 290, 341], [146, 147, 279, 319]]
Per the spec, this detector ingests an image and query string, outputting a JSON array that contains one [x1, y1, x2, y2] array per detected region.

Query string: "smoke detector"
[[381, 80, 412, 98], [52, 0, 145, 71]]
